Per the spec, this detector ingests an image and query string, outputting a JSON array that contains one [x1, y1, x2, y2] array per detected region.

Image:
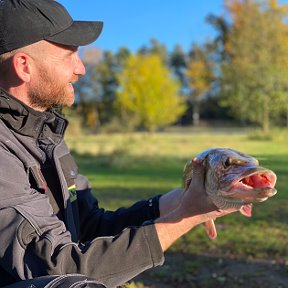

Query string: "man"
[[0, 0, 237, 287]]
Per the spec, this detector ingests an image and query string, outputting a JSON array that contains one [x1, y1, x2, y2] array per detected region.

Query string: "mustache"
[[71, 76, 79, 83]]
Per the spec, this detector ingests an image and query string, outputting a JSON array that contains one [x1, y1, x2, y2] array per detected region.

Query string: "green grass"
[[67, 128, 288, 263]]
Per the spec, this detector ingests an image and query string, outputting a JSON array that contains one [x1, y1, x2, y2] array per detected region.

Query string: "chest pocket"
[[59, 153, 80, 240], [59, 153, 78, 201], [29, 164, 64, 222]]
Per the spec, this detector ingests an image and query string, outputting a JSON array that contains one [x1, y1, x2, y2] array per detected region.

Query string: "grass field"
[[66, 127, 288, 287]]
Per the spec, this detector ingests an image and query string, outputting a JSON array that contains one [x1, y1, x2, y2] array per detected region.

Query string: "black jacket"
[[0, 88, 164, 287]]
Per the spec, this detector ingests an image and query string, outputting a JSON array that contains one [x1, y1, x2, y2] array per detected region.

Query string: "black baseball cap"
[[0, 0, 103, 55]]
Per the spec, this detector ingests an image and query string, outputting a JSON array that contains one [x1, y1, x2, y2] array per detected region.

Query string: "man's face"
[[27, 41, 85, 111]]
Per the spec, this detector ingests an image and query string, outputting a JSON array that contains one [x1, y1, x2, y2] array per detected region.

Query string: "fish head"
[[183, 148, 277, 209]]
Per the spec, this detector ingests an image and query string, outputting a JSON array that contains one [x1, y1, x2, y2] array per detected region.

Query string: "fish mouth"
[[220, 168, 277, 203]]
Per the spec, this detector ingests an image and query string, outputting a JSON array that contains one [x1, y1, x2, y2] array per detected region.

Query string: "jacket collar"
[[0, 87, 68, 144]]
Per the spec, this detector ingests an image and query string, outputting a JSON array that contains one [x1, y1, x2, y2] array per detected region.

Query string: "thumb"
[[189, 157, 206, 189]]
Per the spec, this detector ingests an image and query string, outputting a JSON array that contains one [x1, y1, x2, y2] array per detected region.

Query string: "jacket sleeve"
[[76, 175, 162, 240], [0, 149, 164, 287]]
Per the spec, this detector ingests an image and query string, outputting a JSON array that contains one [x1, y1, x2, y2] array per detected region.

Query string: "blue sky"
[[58, 0, 288, 53], [57, 0, 225, 53]]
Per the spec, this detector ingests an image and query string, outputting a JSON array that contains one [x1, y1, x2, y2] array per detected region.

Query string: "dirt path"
[[133, 253, 288, 288]]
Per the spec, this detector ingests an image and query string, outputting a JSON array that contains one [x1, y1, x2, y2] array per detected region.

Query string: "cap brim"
[[46, 21, 103, 46]]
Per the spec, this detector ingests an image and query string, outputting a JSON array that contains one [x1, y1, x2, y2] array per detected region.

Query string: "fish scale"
[[207, 190, 245, 210]]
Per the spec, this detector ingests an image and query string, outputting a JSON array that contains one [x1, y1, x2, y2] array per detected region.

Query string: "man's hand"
[[179, 157, 238, 219], [155, 157, 238, 251]]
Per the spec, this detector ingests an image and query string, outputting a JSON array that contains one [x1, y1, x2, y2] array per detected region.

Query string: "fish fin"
[[240, 204, 253, 217], [203, 219, 217, 240]]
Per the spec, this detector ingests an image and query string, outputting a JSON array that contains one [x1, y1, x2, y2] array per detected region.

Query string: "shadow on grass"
[[71, 149, 184, 177], [134, 252, 288, 288]]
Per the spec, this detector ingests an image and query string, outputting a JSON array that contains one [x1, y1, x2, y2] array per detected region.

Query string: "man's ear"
[[11, 52, 33, 83]]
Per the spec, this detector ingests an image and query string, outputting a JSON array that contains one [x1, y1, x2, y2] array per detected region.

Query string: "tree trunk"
[[262, 96, 270, 133], [192, 100, 200, 126]]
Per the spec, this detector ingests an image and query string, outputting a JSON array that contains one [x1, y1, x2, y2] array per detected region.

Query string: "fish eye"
[[224, 157, 232, 168]]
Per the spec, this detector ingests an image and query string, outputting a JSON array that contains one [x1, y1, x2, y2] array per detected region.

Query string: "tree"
[[138, 38, 168, 64], [220, 0, 288, 132], [186, 44, 214, 125], [169, 45, 188, 93], [116, 54, 186, 132], [73, 47, 103, 129], [206, 14, 231, 63], [94, 51, 122, 124]]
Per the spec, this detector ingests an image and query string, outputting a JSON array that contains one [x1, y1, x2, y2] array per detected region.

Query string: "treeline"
[[71, 0, 288, 133]]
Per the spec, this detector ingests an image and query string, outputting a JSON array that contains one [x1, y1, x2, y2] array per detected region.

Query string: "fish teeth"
[[240, 180, 253, 189]]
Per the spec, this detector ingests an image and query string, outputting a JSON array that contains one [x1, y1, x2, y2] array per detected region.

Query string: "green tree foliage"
[[73, 47, 102, 129], [138, 38, 168, 64], [169, 45, 188, 92], [94, 51, 121, 124], [206, 14, 231, 62], [116, 54, 186, 132], [220, 0, 288, 132], [186, 44, 214, 125]]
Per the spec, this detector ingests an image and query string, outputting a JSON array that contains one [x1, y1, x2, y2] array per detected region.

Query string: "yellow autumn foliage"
[[116, 54, 186, 132]]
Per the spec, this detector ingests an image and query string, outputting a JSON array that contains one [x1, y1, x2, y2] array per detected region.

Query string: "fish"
[[183, 148, 277, 239]]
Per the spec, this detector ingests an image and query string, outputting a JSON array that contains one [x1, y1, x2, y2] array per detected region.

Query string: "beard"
[[28, 66, 77, 111]]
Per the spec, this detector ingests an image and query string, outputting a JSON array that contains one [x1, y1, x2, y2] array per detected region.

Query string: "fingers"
[[182, 158, 218, 216], [203, 219, 217, 239], [192, 156, 204, 173]]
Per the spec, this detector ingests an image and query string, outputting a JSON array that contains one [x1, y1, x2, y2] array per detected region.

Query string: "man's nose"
[[74, 54, 86, 75]]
